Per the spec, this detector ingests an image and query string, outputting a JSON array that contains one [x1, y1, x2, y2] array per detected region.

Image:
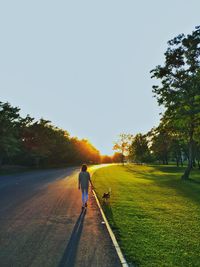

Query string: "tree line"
[[0, 101, 121, 168], [114, 26, 200, 180]]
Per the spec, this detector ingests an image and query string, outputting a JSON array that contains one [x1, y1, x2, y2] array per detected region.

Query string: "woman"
[[78, 164, 93, 208]]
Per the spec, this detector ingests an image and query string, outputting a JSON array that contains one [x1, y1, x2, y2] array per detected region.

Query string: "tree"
[[21, 119, 55, 167], [129, 133, 152, 163], [195, 143, 200, 169], [0, 102, 22, 166], [147, 116, 188, 166], [21, 118, 78, 167], [113, 133, 133, 164], [101, 155, 113, 163], [0, 101, 102, 168], [151, 26, 200, 179], [71, 138, 101, 164], [112, 152, 123, 163], [169, 138, 184, 167]]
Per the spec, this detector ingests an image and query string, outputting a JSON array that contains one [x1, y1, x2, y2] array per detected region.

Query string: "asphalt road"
[[0, 166, 121, 267]]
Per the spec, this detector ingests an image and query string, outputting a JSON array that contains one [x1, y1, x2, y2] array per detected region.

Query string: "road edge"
[[92, 188, 129, 267]]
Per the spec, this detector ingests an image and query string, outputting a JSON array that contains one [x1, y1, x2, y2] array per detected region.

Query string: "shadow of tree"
[[123, 165, 200, 204]]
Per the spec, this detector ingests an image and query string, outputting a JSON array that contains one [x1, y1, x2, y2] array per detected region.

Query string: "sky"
[[0, 1, 200, 155]]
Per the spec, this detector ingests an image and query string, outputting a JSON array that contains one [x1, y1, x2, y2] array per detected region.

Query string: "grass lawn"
[[92, 164, 200, 267]]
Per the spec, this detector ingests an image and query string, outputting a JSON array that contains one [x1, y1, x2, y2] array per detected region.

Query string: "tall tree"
[[151, 26, 200, 179], [129, 133, 152, 163], [148, 116, 187, 166]]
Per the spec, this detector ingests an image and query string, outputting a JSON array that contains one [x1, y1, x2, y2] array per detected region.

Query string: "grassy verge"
[[92, 164, 200, 267]]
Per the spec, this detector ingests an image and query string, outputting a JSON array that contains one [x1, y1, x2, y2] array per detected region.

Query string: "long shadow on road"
[[58, 208, 86, 267]]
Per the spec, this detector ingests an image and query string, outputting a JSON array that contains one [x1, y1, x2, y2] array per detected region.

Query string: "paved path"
[[0, 166, 121, 267]]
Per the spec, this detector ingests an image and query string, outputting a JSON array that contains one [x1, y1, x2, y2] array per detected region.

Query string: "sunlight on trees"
[[0, 101, 101, 168]]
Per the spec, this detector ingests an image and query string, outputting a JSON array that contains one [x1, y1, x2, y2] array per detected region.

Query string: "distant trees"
[[101, 155, 113, 163], [21, 119, 75, 166], [129, 134, 152, 163], [100, 153, 123, 163], [112, 152, 123, 163], [0, 101, 101, 168], [148, 120, 172, 165], [0, 101, 129, 168], [113, 134, 133, 164], [71, 138, 101, 164]]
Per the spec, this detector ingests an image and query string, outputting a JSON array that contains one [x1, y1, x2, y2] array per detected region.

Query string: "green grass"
[[92, 164, 200, 267]]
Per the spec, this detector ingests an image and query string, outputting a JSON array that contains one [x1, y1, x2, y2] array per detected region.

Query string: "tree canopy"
[[150, 26, 200, 179], [0, 101, 102, 168], [126, 26, 200, 179]]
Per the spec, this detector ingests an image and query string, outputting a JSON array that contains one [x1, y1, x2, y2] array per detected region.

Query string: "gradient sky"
[[1, 1, 200, 155]]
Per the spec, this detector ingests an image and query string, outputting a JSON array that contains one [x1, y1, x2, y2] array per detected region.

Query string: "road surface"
[[0, 166, 121, 267]]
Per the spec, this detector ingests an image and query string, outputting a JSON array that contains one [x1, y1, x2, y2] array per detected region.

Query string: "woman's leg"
[[84, 188, 88, 207], [85, 188, 88, 203], [81, 188, 85, 206], [81, 188, 89, 207]]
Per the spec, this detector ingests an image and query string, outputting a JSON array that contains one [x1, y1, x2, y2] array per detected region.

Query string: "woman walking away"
[[78, 164, 93, 209]]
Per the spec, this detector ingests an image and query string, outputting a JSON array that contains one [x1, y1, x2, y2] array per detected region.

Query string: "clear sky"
[[1, 1, 200, 155]]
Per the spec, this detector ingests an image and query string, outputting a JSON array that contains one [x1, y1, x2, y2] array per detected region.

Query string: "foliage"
[[129, 133, 152, 163], [70, 138, 101, 164], [0, 101, 101, 167], [112, 152, 123, 163], [151, 26, 200, 179], [0, 102, 23, 165], [101, 155, 113, 163], [113, 133, 134, 163]]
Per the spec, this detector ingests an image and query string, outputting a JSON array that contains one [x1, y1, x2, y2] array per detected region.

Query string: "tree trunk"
[[122, 154, 124, 165], [176, 157, 179, 167], [180, 155, 183, 167], [193, 159, 196, 168], [163, 156, 168, 165], [182, 140, 193, 180], [198, 160, 200, 170]]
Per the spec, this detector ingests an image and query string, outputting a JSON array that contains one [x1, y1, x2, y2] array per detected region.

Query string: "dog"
[[102, 188, 111, 201]]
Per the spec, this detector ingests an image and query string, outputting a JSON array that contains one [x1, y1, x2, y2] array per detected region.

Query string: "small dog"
[[102, 188, 111, 201]]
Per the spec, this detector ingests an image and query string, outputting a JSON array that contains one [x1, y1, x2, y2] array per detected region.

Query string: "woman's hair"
[[81, 164, 87, 172]]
